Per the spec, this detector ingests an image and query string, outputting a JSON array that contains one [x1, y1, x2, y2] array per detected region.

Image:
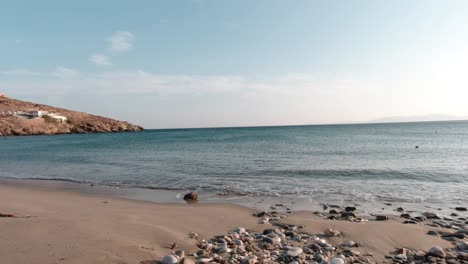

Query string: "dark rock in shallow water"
[[345, 206, 357, 212], [400, 213, 411, 219], [396, 207, 405, 212], [255, 211, 269, 217], [455, 207, 467, 211], [329, 209, 339, 214], [183, 192, 199, 202], [423, 212, 440, 219], [341, 211, 357, 218], [414, 216, 427, 222], [376, 215, 389, 221]]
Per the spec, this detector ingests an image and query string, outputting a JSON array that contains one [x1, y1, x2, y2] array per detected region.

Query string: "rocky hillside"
[[0, 97, 143, 136]]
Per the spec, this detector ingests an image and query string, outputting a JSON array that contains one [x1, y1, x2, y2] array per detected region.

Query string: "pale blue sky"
[[1, 0, 467, 128]]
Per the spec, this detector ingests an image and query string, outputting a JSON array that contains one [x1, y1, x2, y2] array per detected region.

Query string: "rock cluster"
[[171, 225, 372, 264], [385, 244, 468, 264]]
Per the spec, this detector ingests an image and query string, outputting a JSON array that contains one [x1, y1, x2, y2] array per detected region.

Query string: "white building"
[[47, 113, 67, 123], [29, 110, 48, 118]]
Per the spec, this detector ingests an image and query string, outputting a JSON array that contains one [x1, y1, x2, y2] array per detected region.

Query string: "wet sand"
[[0, 180, 462, 263]]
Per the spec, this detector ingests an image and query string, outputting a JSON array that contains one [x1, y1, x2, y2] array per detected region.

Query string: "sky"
[[1, 0, 468, 129]]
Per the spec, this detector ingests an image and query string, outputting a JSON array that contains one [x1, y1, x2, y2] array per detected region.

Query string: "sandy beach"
[[0, 181, 466, 264]]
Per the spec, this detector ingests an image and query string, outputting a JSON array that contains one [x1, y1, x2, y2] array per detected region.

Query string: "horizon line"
[[143, 119, 468, 131]]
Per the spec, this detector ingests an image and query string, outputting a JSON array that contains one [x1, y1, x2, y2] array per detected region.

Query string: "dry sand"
[[0, 183, 454, 264]]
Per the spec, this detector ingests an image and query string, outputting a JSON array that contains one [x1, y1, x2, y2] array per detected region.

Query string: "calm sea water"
[[1, 121, 467, 207]]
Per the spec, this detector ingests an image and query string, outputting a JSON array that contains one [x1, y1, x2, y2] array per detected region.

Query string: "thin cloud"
[[89, 54, 113, 66], [108, 31, 134, 52], [0, 69, 41, 76], [53, 66, 79, 78]]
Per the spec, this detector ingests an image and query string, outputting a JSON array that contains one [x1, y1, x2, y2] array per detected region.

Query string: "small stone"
[[396, 207, 405, 212], [175, 250, 185, 258], [423, 212, 441, 219], [330, 257, 345, 264], [400, 213, 411, 219], [324, 228, 340, 237], [414, 216, 427, 222], [234, 227, 246, 234], [263, 236, 280, 244], [329, 209, 339, 214], [341, 211, 357, 218], [345, 206, 357, 212], [179, 258, 195, 264], [286, 247, 303, 257], [346, 249, 361, 256], [395, 248, 407, 255], [395, 254, 407, 260], [427, 246, 446, 258], [343, 241, 356, 247], [197, 258, 212, 263], [427, 230, 439, 236], [183, 192, 199, 202], [455, 207, 467, 211], [233, 239, 244, 246], [162, 255, 179, 264], [458, 240, 468, 251], [376, 215, 389, 221]]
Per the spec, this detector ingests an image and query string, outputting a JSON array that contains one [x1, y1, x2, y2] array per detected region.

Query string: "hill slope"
[[0, 97, 143, 136]]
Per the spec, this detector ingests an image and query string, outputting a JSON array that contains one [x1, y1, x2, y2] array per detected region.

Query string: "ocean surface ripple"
[[1, 121, 467, 206]]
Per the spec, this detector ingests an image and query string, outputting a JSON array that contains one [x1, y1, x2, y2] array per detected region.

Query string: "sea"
[[1, 121, 467, 214]]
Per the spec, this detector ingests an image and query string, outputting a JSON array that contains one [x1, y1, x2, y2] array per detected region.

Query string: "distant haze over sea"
[[369, 114, 468, 124]]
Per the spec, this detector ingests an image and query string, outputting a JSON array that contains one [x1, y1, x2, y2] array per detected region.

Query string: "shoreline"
[[1, 178, 467, 263], [1, 176, 466, 219]]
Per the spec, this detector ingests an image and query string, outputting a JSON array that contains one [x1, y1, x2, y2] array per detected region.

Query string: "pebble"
[[286, 246, 303, 257], [375, 215, 389, 221], [345, 206, 357, 212], [427, 230, 439, 236], [427, 246, 446, 258], [179, 258, 195, 264], [162, 255, 179, 264], [423, 212, 441, 219], [343, 241, 356, 247], [324, 228, 340, 237], [395, 254, 407, 260], [183, 192, 199, 202], [330, 257, 345, 264], [234, 227, 246, 234], [455, 207, 467, 211], [175, 250, 185, 258], [458, 240, 468, 251], [400, 213, 411, 219]]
